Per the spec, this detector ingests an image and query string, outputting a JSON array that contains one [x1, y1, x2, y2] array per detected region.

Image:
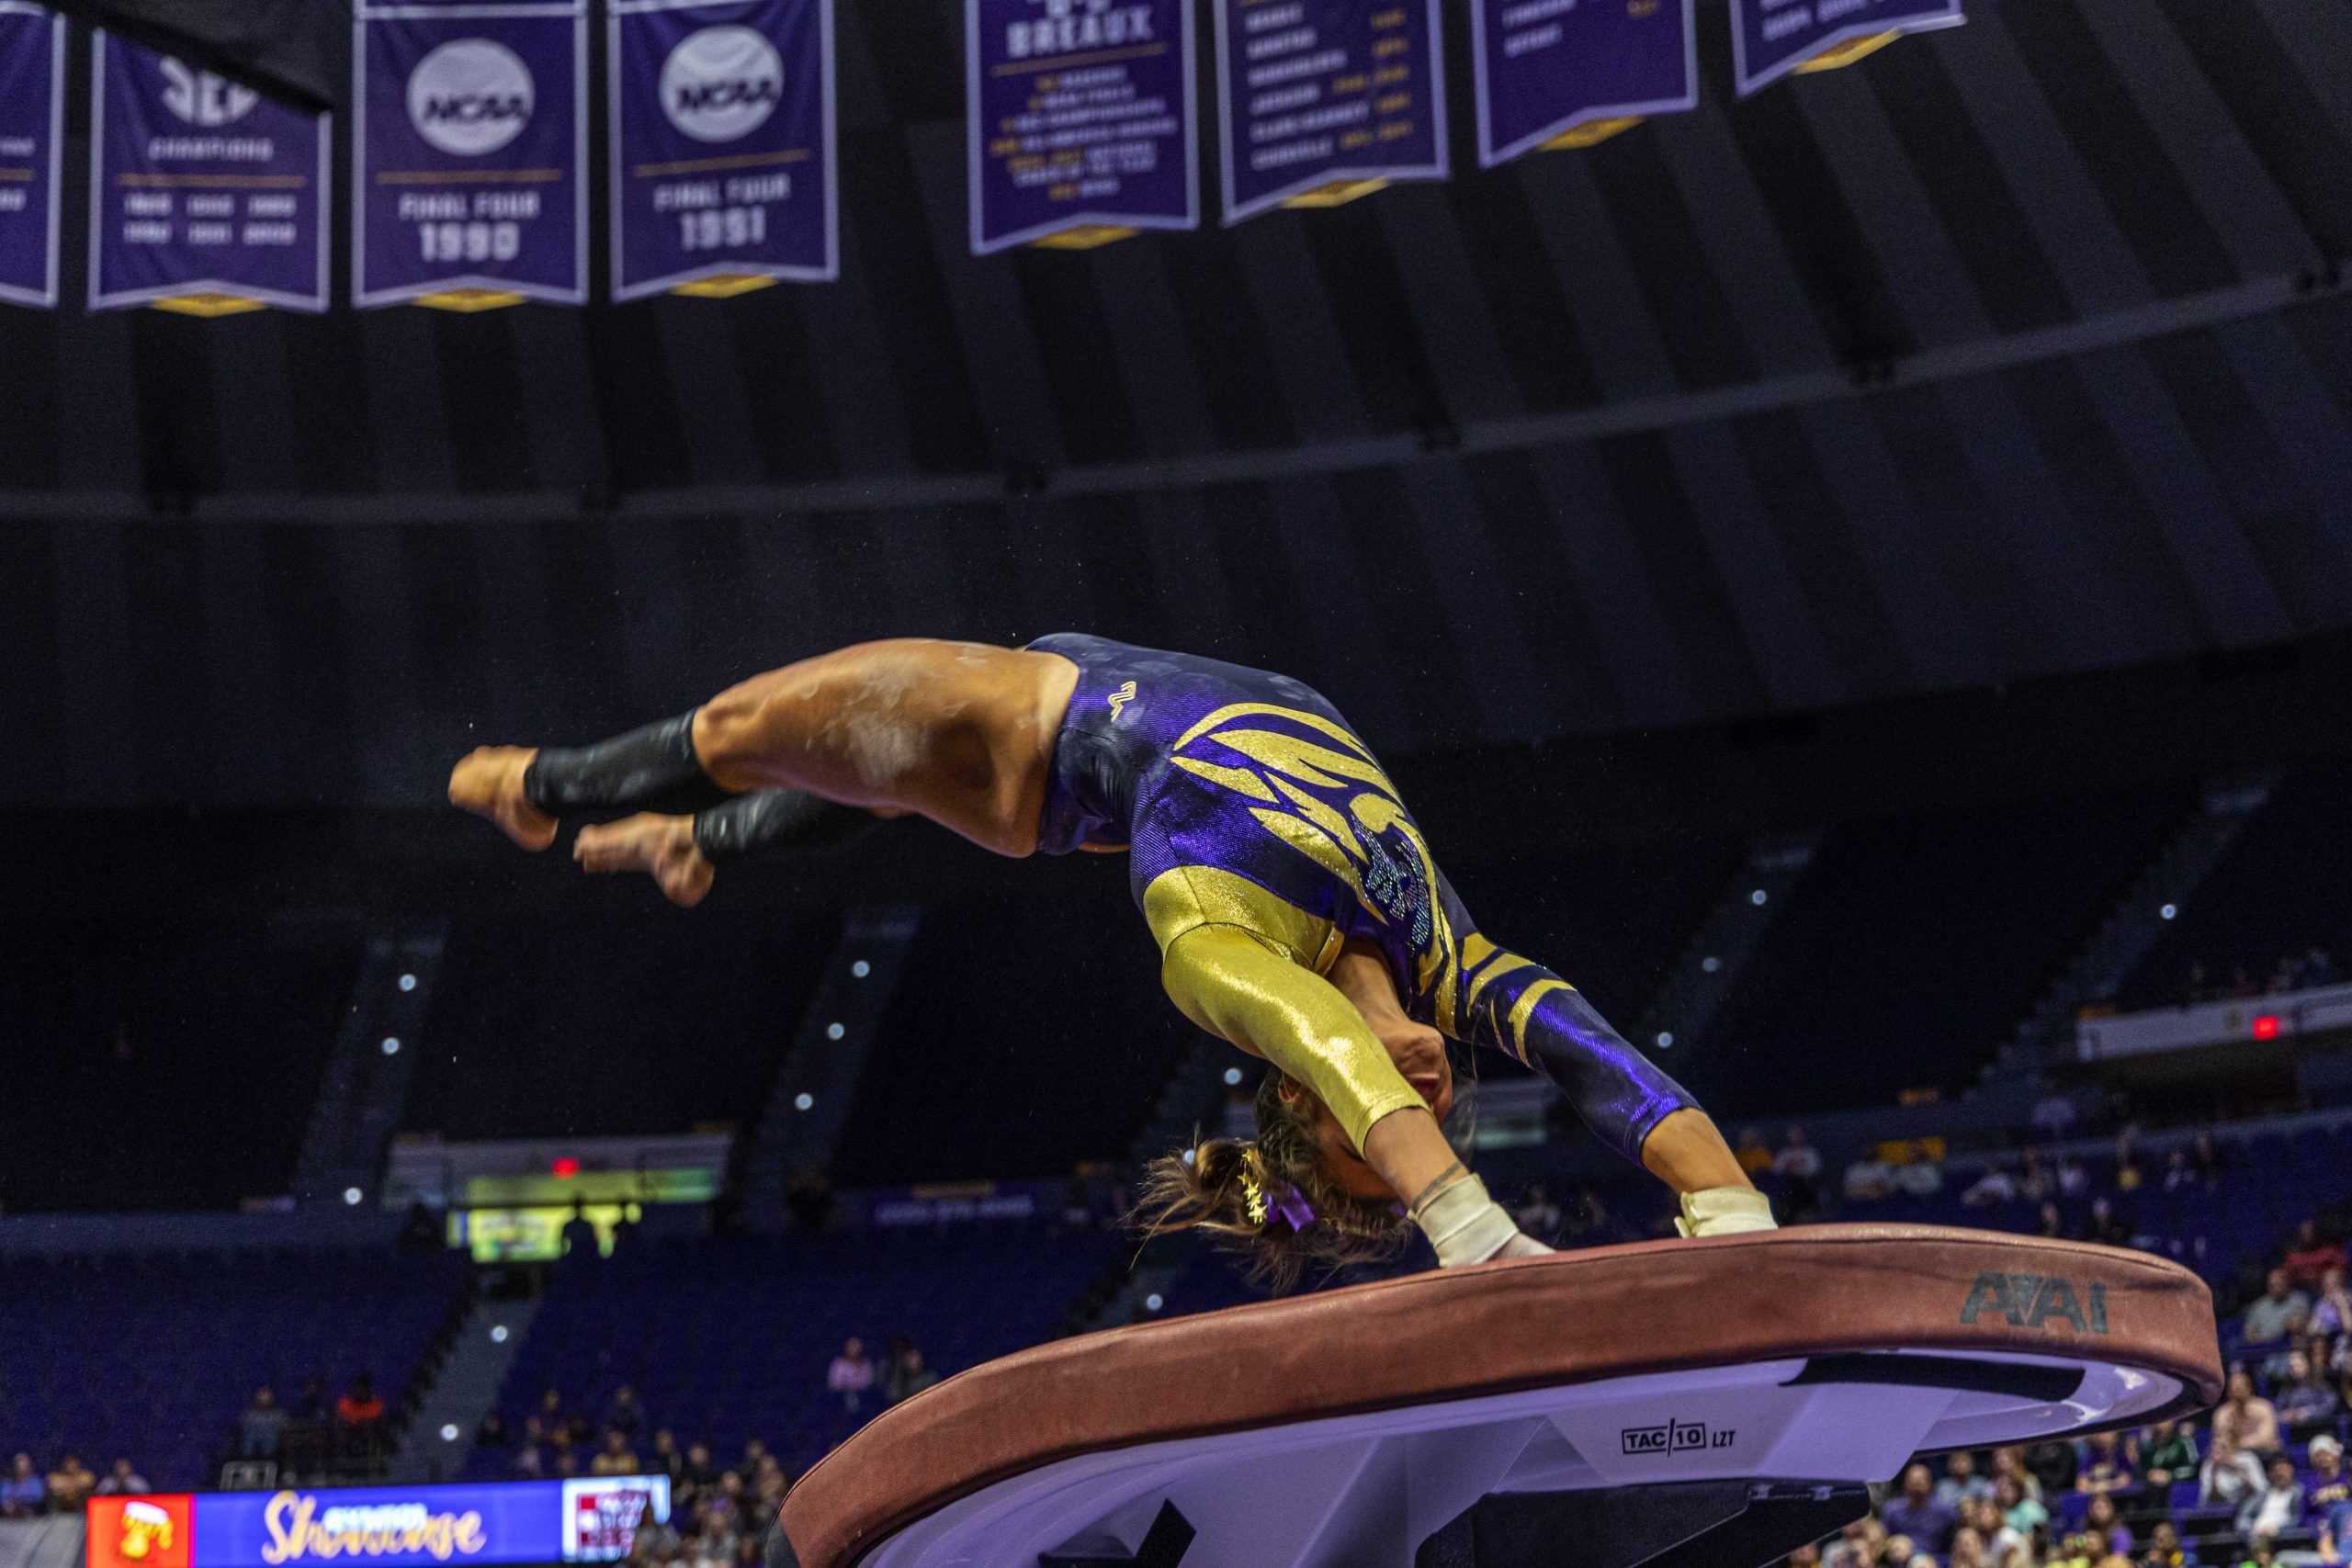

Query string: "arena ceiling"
[[0, 0, 2347, 809]]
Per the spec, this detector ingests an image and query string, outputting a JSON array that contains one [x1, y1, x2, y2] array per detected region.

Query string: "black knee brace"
[[523, 710, 735, 818], [693, 790, 877, 864]]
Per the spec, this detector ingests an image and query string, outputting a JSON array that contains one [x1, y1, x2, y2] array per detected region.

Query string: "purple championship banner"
[[610, 0, 836, 299], [89, 31, 330, 314], [1469, 0, 1696, 167], [0, 3, 63, 309], [356, 0, 587, 310], [1215, 0, 1446, 225], [966, 0, 1197, 254], [1731, 0, 1963, 97]]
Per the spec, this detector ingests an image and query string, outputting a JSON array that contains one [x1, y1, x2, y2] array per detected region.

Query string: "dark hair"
[[1126, 1055, 1476, 1295]]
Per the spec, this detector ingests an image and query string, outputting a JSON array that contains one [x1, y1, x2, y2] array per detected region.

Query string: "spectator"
[[2030, 1093, 2077, 1143], [1967, 1495, 2028, 1568], [1842, 1155, 1894, 1202], [560, 1203, 598, 1259], [2200, 1431, 2266, 1507], [2136, 1519, 2192, 1567], [1823, 1516, 1884, 1568], [1734, 1127, 1774, 1179], [2055, 1155, 2089, 1198], [512, 1443, 545, 1480], [92, 1459, 150, 1495], [1513, 1183, 1562, 1244], [884, 1346, 941, 1405], [291, 1377, 327, 1422], [2076, 1431, 2135, 1495], [0, 1454, 46, 1518], [1962, 1165, 2018, 1206], [648, 1430, 684, 1485], [45, 1456, 95, 1510], [1876, 1533, 1934, 1568], [537, 1387, 569, 1432], [1948, 1529, 1989, 1568], [239, 1385, 287, 1460], [2036, 1201, 2071, 1240], [827, 1337, 876, 1416], [1773, 1127, 1822, 1212], [1892, 1156, 1941, 1197], [335, 1374, 386, 1462], [2311, 1268, 2352, 1337], [2211, 1370, 2282, 1460], [2243, 1272, 2311, 1348], [1877, 1463, 1959, 1555], [1937, 1450, 1995, 1510], [605, 1385, 646, 1442], [1994, 1473, 2045, 1537], [2237, 1455, 2305, 1546], [2274, 1350, 2340, 1438], [2019, 1150, 2052, 1204], [1990, 1445, 2041, 1503], [2306, 1435, 2351, 1546], [2024, 1438, 2080, 1496], [2087, 1197, 2130, 1247], [2141, 1420, 2199, 1491], [475, 1411, 512, 1451], [2282, 1222, 2343, 1293], [2082, 1494, 2132, 1557], [682, 1441, 719, 1494], [590, 1428, 639, 1477], [2191, 1132, 2223, 1183], [2162, 1148, 2197, 1194]]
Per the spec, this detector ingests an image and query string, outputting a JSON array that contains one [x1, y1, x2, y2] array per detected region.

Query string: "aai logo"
[[160, 58, 258, 127], [407, 39, 535, 158], [661, 26, 785, 144]]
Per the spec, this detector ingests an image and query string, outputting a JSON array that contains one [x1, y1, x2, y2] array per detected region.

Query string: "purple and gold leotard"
[[1026, 633, 1692, 1167]]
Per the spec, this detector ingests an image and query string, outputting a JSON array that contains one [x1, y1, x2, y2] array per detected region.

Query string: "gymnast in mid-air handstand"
[[450, 634, 1771, 1287]]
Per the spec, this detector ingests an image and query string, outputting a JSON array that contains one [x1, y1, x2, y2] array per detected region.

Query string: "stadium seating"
[[0, 1247, 469, 1489]]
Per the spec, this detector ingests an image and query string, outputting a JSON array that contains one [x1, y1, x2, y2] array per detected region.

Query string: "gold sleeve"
[[1158, 921, 1426, 1156]]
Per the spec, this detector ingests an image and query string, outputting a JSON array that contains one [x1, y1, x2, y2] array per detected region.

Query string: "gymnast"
[[449, 634, 1771, 1287]]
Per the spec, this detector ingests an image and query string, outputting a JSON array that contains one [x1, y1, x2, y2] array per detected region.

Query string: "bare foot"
[[575, 814, 715, 908], [449, 746, 558, 851]]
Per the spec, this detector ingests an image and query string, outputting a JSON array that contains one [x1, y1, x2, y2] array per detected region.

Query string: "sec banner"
[[1216, 0, 1446, 224], [1730, 0, 1962, 96], [88, 1479, 670, 1568], [1469, 0, 1695, 166], [356, 0, 588, 310], [611, 0, 835, 299], [0, 2, 63, 309], [89, 30, 331, 314], [966, 0, 1196, 253]]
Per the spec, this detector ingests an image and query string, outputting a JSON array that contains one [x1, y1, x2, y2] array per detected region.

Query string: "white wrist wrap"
[[1676, 1186, 1777, 1238], [1414, 1173, 1523, 1267]]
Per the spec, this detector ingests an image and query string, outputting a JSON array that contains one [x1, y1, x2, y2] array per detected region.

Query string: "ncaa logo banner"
[[609, 0, 836, 299], [89, 31, 331, 314], [1469, 0, 1696, 167], [1216, 0, 1446, 224], [1730, 0, 1962, 96], [966, 0, 1197, 254], [356, 0, 587, 310], [0, 3, 63, 309]]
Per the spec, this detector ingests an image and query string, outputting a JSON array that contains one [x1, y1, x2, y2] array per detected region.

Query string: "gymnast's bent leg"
[[1159, 923, 1548, 1266], [1435, 879, 1772, 1236]]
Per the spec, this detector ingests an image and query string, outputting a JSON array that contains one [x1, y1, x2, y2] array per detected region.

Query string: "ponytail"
[[1126, 1069, 1416, 1294]]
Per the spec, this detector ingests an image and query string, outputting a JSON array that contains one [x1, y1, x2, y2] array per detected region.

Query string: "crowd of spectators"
[[2173, 949, 2341, 1010], [0, 1454, 147, 1517], [1779, 1208, 2352, 1568]]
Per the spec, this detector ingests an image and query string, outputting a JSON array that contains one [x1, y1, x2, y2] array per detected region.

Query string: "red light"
[[2252, 1015, 2280, 1042], [552, 1157, 579, 1179]]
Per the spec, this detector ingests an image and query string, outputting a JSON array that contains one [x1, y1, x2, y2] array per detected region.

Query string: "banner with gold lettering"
[[1470, 0, 1694, 166], [611, 0, 835, 299], [1731, 0, 1962, 97], [89, 1478, 671, 1568], [1215, 0, 1445, 224], [89, 30, 331, 314], [356, 0, 587, 310], [967, 0, 1196, 253], [0, 2, 63, 308]]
